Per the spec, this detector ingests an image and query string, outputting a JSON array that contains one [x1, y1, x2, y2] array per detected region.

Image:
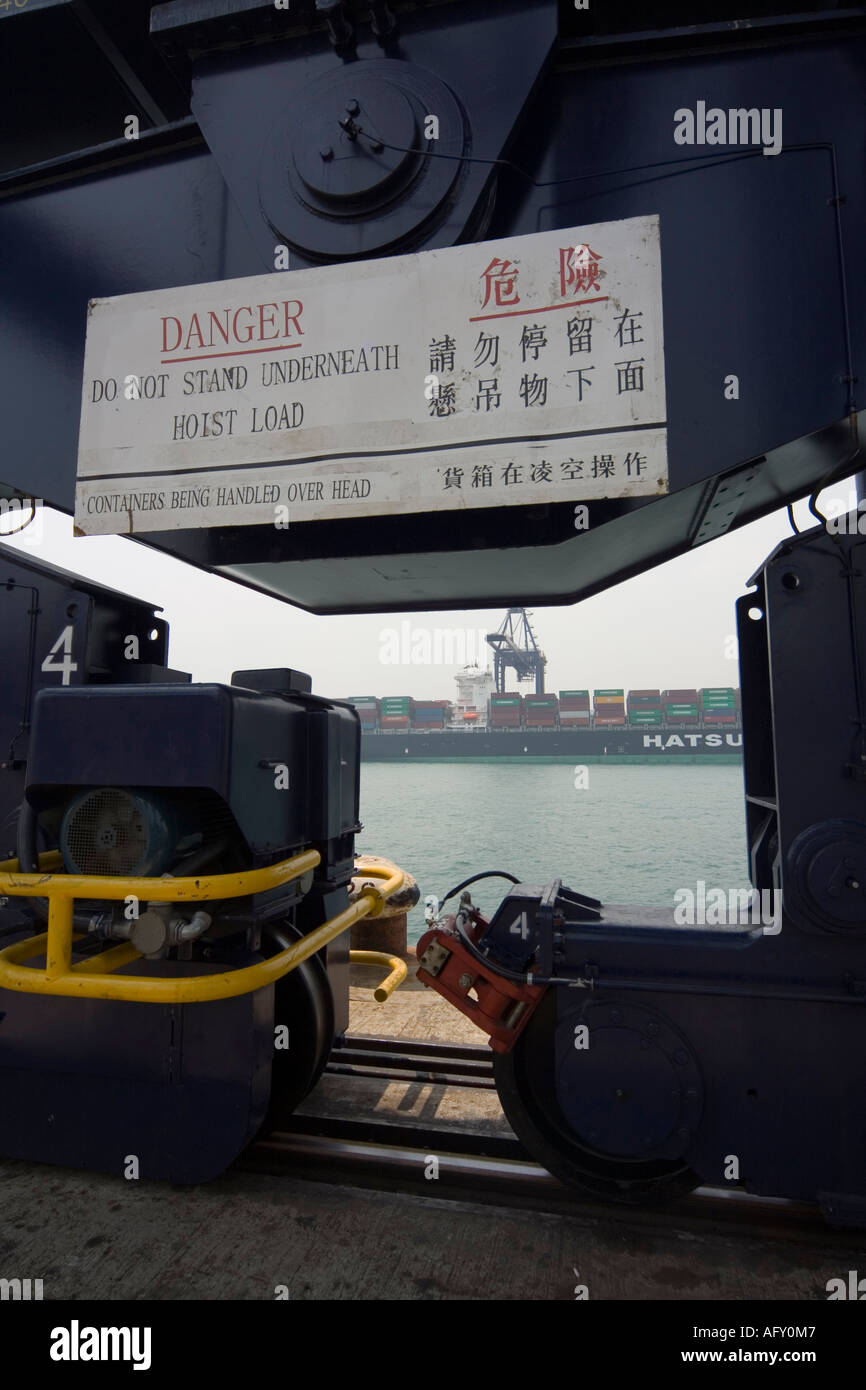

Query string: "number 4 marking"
[[41, 625, 78, 685]]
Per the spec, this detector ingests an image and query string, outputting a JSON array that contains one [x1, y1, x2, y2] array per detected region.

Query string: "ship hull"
[[360, 728, 743, 761]]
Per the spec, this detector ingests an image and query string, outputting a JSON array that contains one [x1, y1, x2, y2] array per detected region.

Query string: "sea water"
[[357, 761, 751, 944]]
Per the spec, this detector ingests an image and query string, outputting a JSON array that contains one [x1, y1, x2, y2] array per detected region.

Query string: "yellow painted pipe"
[[349, 949, 408, 1002], [0, 894, 377, 1003], [350, 859, 405, 918], [0, 849, 409, 1004], [0, 848, 322, 903], [0, 848, 322, 1002]]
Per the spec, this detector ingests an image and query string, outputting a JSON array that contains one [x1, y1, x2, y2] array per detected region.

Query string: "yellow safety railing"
[[0, 850, 406, 1005], [349, 950, 408, 1002]]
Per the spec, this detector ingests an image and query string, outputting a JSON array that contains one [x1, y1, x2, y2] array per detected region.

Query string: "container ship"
[[346, 673, 743, 762]]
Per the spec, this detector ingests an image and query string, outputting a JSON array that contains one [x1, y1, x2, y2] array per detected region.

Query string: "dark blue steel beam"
[[0, 3, 864, 612]]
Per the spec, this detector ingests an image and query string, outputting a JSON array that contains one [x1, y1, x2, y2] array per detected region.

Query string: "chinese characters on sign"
[[75, 216, 667, 533], [439, 450, 649, 492]]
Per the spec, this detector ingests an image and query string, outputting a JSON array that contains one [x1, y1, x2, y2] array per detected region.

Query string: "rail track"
[[238, 1035, 866, 1250]]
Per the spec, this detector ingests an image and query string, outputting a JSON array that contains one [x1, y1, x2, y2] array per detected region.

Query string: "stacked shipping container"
[[380, 695, 413, 730], [349, 686, 742, 733], [347, 696, 380, 730], [413, 699, 449, 729], [559, 690, 591, 726], [627, 688, 663, 727], [662, 688, 699, 726], [524, 694, 558, 728], [489, 694, 522, 728], [594, 688, 626, 726], [700, 687, 738, 725]]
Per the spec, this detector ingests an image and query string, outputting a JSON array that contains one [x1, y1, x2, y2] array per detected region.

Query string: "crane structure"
[[486, 609, 547, 694]]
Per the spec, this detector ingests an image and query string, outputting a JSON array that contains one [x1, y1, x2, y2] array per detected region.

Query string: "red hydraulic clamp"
[[415, 919, 546, 1053]]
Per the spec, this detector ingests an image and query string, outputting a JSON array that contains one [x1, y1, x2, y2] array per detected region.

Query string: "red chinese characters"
[[479, 257, 520, 310], [559, 244, 602, 297]]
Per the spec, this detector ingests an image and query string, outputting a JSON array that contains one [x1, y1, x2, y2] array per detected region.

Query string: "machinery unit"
[[0, 545, 382, 1183], [418, 518, 866, 1222]]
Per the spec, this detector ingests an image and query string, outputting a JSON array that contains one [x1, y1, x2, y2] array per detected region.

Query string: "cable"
[[440, 869, 520, 908], [358, 128, 762, 191], [15, 799, 98, 931], [806, 417, 862, 534]]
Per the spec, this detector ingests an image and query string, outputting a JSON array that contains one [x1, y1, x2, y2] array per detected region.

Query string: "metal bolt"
[[346, 99, 360, 116], [320, 146, 334, 161], [847, 877, 861, 890], [369, 138, 384, 153], [458, 972, 472, 990], [646, 1022, 660, 1037]]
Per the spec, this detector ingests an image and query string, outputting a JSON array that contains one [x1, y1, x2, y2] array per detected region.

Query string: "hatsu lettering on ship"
[[642, 732, 742, 749], [160, 300, 305, 358]]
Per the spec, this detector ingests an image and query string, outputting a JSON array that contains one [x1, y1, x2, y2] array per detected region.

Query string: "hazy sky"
[[0, 487, 855, 700]]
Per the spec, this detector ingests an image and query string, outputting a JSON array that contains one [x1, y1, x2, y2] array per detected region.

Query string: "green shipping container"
[[595, 689, 624, 697], [666, 704, 699, 714], [631, 711, 662, 723]]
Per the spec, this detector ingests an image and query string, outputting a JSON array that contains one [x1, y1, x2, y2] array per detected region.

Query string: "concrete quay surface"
[[0, 963, 862, 1301]]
